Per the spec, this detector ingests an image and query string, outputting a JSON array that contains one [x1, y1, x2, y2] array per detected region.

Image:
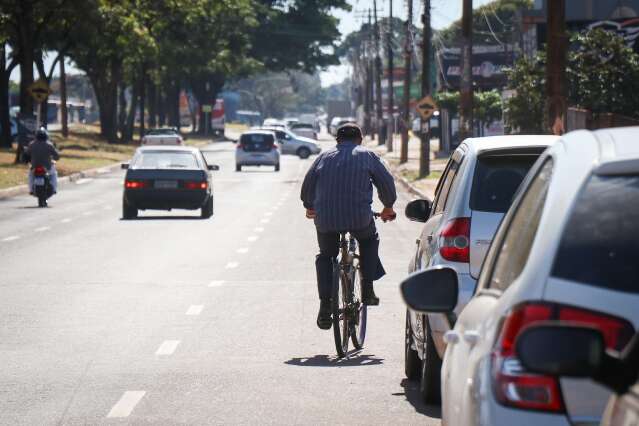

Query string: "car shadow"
[[392, 378, 442, 418], [120, 216, 204, 221], [284, 351, 384, 367]]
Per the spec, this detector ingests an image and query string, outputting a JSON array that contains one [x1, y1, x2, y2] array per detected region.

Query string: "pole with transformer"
[[546, 0, 567, 135], [400, 0, 413, 164], [386, 0, 394, 152], [459, 0, 473, 141], [419, 0, 431, 177], [373, 0, 385, 146]]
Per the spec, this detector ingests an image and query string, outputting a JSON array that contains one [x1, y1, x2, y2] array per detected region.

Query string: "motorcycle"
[[32, 166, 54, 207]]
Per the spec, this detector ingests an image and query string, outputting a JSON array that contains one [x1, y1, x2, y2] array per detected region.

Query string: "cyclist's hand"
[[306, 208, 316, 219], [380, 207, 397, 222]]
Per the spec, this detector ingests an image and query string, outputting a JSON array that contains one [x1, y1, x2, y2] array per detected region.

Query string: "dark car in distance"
[[122, 146, 219, 219]]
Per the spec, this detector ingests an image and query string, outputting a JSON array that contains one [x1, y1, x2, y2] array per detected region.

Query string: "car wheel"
[[201, 196, 213, 219], [275, 163, 280, 172], [122, 198, 138, 220], [405, 310, 421, 380], [420, 318, 442, 404], [236, 164, 242, 172], [297, 147, 311, 159]]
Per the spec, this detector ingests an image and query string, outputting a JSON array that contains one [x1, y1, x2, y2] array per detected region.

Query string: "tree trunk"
[[90, 68, 119, 143], [118, 83, 126, 138], [148, 79, 157, 128], [123, 81, 139, 143], [60, 55, 68, 137], [0, 44, 13, 148], [17, 2, 34, 117], [35, 53, 49, 127], [139, 66, 145, 139], [167, 80, 180, 129], [157, 88, 166, 126]]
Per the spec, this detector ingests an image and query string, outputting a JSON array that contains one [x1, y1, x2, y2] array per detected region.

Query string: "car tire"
[[236, 164, 242, 172], [420, 318, 442, 404], [122, 198, 138, 220], [201, 196, 213, 219], [405, 310, 420, 380], [275, 163, 280, 172], [297, 147, 311, 159]]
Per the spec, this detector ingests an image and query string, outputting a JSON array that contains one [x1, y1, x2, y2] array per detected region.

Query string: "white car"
[[404, 135, 558, 403], [401, 127, 639, 425], [289, 122, 317, 140], [260, 127, 321, 159], [235, 130, 280, 172], [142, 128, 183, 145]]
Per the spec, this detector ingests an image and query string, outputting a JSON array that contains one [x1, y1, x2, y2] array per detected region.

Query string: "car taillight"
[[492, 302, 634, 413], [272, 144, 278, 149], [439, 217, 470, 262], [34, 166, 47, 176], [184, 181, 207, 190], [125, 180, 148, 189]]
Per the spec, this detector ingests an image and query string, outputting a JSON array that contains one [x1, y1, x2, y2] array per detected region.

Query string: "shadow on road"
[[393, 378, 442, 418], [284, 352, 384, 367], [120, 216, 204, 221]]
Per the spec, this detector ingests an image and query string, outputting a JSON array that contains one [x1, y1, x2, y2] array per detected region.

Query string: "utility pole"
[[419, 0, 431, 177], [546, 0, 567, 135], [386, 0, 394, 152], [374, 0, 385, 146], [364, 8, 372, 137], [400, 0, 413, 164], [459, 0, 473, 141], [59, 54, 68, 138]]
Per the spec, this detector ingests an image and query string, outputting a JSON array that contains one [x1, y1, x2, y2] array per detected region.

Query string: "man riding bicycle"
[[300, 123, 397, 330]]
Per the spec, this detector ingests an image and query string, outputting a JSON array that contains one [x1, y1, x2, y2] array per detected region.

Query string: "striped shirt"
[[300, 142, 397, 232]]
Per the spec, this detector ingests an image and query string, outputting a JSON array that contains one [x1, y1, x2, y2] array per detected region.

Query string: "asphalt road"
[[0, 137, 441, 425]]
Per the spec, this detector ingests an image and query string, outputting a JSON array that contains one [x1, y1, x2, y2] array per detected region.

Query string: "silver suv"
[[403, 135, 559, 403]]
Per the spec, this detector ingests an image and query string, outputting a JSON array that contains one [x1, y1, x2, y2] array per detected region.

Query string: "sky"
[[320, 0, 496, 87]]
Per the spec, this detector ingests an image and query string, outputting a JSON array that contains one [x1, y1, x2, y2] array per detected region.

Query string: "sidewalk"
[[365, 133, 448, 199]]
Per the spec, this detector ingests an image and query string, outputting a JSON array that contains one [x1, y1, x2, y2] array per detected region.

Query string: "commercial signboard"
[[439, 44, 515, 90]]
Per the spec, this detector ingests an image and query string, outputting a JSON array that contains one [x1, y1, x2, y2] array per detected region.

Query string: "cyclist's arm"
[[370, 152, 397, 208], [300, 155, 322, 209]]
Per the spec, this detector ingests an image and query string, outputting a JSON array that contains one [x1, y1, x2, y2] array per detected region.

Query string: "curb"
[[0, 162, 122, 200]]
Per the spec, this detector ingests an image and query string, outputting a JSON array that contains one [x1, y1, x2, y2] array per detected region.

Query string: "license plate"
[[34, 177, 45, 186], [154, 180, 177, 189]]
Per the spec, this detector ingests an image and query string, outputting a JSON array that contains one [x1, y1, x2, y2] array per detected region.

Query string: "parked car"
[[235, 130, 280, 172], [289, 122, 317, 140], [329, 117, 342, 136], [516, 324, 639, 426], [403, 135, 558, 403], [400, 127, 639, 425], [142, 128, 183, 146], [121, 146, 218, 219], [262, 118, 286, 129], [329, 117, 356, 136], [259, 126, 321, 159]]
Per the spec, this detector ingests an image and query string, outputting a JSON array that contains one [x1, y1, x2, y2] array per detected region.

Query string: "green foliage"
[[503, 53, 546, 133], [434, 90, 503, 126], [568, 28, 639, 119]]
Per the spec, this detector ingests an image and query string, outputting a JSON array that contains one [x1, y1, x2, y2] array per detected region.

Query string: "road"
[[0, 137, 441, 425]]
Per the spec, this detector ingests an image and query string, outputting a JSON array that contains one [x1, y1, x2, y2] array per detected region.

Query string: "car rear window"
[[240, 133, 274, 145], [551, 174, 639, 293], [470, 154, 539, 213], [134, 152, 198, 169], [292, 123, 313, 129]]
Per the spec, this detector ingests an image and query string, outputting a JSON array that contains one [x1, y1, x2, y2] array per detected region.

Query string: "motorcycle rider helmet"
[[35, 127, 48, 141]]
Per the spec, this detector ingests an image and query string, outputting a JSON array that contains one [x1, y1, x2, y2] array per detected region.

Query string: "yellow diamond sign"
[[415, 95, 437, 120], [28, 79, 51, 103]]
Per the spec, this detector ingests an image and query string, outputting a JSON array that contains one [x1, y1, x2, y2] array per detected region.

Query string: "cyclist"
[[300, 123, 397, 330]]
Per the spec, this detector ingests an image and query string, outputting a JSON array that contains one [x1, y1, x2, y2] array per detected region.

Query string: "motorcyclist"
[[25, 128, 60, 195]]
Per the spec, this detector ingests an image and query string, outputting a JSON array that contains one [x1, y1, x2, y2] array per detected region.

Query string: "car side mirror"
[[516, 324, 605, 377], [400, 266, 458, 313], [405, 199, 432, 222], [121, 162, 129, 170], [207, 164, 220, 171]]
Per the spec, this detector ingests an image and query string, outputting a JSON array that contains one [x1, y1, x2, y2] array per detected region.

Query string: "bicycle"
[[331, 213, 388, 358]]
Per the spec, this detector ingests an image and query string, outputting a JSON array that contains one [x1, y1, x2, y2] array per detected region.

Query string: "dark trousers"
[[315, 221, 386, 301]]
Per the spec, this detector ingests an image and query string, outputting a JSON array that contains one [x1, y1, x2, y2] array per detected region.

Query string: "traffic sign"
[[28, 79, 51, 103], [202, 104, 212, 113], [415, 95, 437, 120]]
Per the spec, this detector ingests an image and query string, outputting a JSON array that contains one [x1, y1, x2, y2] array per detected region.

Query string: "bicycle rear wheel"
[[332, 263, 349, 358], [350, 263, 367, 349]]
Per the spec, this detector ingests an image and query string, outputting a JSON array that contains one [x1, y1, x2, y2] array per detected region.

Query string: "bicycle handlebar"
[[373, 212, 397, 220]]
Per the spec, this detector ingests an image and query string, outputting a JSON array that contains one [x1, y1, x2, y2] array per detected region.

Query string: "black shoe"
[[316, 299, 332, 330], [362, 281, 380, 306]]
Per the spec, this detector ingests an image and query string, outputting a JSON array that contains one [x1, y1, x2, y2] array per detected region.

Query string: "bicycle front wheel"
[[350, 265, 367, 349], [332, 264, 349, 358]]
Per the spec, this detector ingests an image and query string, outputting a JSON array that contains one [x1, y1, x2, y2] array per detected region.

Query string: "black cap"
[[336, 122, 362, 142]]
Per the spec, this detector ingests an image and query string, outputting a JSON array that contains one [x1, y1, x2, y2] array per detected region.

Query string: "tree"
[[435, 89, 503, 130], [503, 53, 546, 133]]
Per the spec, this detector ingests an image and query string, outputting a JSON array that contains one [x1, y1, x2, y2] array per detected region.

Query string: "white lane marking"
[[34, 226, 50, 232], [225, 262, 239, 269], [264, 211, 273, 216], [60, 218, 72, 223], [2, 235, 20, 242], [254, 227, 264, 233], [103, 205, 113, 211], [186, 305, 204, 316], [247, 236, 258, 242], [82, 211, 94, 216], [236, 247, 249, 254], [260, 218, 270, 224], [208, 280, 226, 287], [75, 178, 93, 185], [155, 340, 181, 356], [107, 391, 146, 418]]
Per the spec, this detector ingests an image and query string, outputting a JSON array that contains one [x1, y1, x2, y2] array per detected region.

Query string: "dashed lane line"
[[236, 247, 249, 254], [75, 178, 94, 185], [82, 211, 94, 216], [208, 280, 225, 287], [260, 218, 270, 224], [254, 227, 265, 233], [225, 262, 239, 269], [34, 226, 50, 232], [60, 218, 72, 223], [106, 391, 146, 418], [247, 236, 258, 242], [186, 305, 204, 316], [1, 235, 20, 242], [264, 211, 273, 216], [155, 340, 181, 356]]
